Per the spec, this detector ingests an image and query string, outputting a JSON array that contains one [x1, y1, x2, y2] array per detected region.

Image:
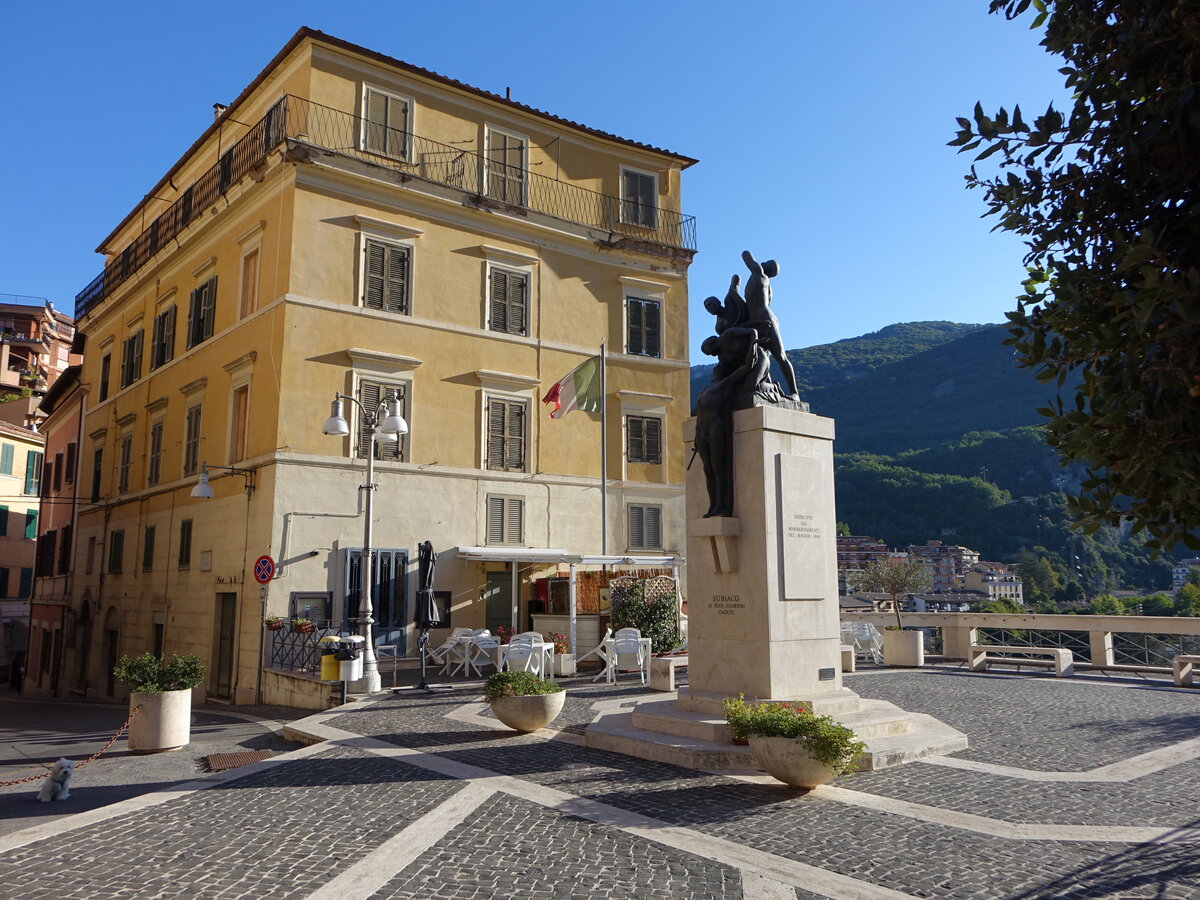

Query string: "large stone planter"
[[128, 689, 192, 753], [553, 654, 576, 677], [748, 735, 838, 789], [490, 690, 566, 733], [884, 628, 924, 668]]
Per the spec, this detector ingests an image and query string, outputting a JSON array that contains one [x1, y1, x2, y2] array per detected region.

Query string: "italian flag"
[[541, 355, 602, 419]]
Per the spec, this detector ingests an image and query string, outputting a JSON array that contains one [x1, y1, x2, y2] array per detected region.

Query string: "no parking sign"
[[254, 555, 276, 584]]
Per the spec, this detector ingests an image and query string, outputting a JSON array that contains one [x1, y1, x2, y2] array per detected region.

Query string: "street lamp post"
[[322, 391, 408, 694]]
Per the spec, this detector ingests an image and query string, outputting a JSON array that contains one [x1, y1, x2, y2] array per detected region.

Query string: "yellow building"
[[68, 29, 695, 705], [0, 420, 44, 684]]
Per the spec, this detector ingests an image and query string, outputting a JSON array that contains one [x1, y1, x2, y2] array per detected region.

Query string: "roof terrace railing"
[[76, 95, 695, 319]]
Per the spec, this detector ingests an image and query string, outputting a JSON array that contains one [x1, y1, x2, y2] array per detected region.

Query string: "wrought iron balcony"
[[76, 95, 695, 319]]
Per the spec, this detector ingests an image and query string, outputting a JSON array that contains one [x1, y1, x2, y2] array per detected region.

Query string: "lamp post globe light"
[[322, 391, 408, 693]]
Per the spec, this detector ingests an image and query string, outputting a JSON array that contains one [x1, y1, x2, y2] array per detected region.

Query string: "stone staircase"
[[585, 687, 967, 773]]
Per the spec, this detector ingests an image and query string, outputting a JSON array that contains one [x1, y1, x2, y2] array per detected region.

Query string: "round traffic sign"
[[254, 555, 276, 584]]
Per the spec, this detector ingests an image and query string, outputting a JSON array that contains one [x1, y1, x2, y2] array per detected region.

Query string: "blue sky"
[[2, 1, 1064, 360]]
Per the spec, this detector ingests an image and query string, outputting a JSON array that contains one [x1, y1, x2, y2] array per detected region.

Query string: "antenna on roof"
[[213, 103, 228, 121], [505, 87, 511, 101]]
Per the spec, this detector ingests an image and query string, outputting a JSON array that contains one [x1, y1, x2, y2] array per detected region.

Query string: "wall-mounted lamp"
[[190, 462, 256, 499]]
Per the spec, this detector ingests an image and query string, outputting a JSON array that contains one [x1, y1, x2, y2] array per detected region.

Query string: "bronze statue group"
[[694, 251, 805, 518]]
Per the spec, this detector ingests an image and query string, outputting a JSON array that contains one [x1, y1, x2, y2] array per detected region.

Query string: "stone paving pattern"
[[0, 746, 461, 900], [2, 670, 1199, 898], [371, 792, 742, 899]]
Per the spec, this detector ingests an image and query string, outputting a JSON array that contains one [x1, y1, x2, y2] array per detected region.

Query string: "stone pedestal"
[[682, 405, 843, 707], [584, 403, 968, 772]]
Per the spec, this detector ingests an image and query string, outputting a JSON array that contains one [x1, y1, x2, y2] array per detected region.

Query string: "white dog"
[[36, 758, 74, 802]]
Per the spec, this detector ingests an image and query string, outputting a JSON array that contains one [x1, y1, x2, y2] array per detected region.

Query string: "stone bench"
[[969, 644, 1074, 677], [649, 655, 688, 691], [1173, 655, 1200, 687]]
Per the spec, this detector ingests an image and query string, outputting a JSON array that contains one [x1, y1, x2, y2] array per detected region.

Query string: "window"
[[18, 568, 32, 599], [142, 525, 155, 572], [344, 549, 407, 629], [58, 525, 71, 575], [485, 127, 526, 204], [99, 353, 111, 401], [147, 421, 164, 486], [65, 442, 76, 484], [85, 536, 95, 575], [53, 452, 63, 492], [363, 240, 410, 314], [24, 451, 43, 495], [356, 380, 405, 461], [628, 503, 662, 551], [0, 443, 12, 475], [486, 495, 524, 545], [120, 329, 144, 388], [240, 248, 259, 318], [626, 415, 662, 465], [151, 305, 176, 370], [621, 168, 658, 228], [187, 277, 217, 348], [90, 447, 103, 503], [0, 568, 8, 596], [363, 86, 411, 159], [24, 509, 37, 540], [626, 297, 661, 358], [178, 518, 192, 568], [488, 267, 528, 336], [183, 405, 202, 476], [117, 435, 132, 494], [229, 385, 249, 463], [0, 505, 7, 536], [486, 397, 527, 472], [108, 529, 124, 574]]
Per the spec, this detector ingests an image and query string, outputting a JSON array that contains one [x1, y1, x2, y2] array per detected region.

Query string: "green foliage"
[[846, 557, 932, 628], [113, 652, 205, 693], [483, 670, 563, 701], [722, 696, 867, 776], [977, 598, 1024, 615], [609, 582, 679, 654], [1089, 594, 1131, 616], [954, 0, 1200, 551], [1176, 584, 1200, 618]]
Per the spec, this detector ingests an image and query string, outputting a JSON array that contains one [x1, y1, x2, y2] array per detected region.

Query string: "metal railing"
[[266, 621, 338, 676], [842, 611, 1200, 672], [76, 95, 695, 319]]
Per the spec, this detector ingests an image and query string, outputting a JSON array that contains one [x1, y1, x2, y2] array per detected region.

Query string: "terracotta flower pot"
[[749, 734, 838, 789], [292, 623, 315, 634], [265, 621, 284, 631], [490, 691, 566, 733]]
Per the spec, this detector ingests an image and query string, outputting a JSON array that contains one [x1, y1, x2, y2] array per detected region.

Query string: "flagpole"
[[600, 341, 607, 556]]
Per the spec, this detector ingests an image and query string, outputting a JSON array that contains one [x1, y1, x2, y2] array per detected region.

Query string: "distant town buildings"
[[907, 540, 980, 592], [1173, 558, 1200, 591], [0, 295, 80, 430]]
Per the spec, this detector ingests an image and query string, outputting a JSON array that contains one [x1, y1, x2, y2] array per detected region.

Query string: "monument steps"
[[854, 713, 970, 770], [831, 699, 914, 738], [585, 711, 757, 771]]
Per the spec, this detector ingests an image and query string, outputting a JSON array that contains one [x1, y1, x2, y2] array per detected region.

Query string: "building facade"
[[0, 420, 45, 684], [65, 30, 695, 704], [908, 540, 981, 592], [0, 296, 79, 429], [961, 561, 1024, 605], [835, 534, 892, 595]]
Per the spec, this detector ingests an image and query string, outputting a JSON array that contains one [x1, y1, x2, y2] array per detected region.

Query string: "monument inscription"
[[777, 454, 830, 601], [707, 593, 747, 617]]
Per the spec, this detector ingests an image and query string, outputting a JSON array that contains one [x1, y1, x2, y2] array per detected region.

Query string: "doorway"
[[212, 592, 237, 699], [485, 568, 514, 633]]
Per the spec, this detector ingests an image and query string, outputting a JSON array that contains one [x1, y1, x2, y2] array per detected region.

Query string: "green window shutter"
[[24, 509, 38, 540], [0, 505, 8, 537], [0, 443, 12, 475], [24, 451, 42, 495]]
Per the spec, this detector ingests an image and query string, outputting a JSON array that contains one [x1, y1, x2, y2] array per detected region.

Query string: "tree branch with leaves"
[[847, 557, 932, 629]]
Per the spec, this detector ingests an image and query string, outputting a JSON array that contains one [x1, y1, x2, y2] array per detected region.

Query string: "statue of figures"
[[694, 251, 806, 517]]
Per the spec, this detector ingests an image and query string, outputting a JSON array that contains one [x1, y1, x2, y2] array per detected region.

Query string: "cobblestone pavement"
[[0, 669, 1198, 899]]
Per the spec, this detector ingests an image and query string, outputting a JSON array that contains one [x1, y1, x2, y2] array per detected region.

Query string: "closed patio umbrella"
[[413, 540, 441, 690]]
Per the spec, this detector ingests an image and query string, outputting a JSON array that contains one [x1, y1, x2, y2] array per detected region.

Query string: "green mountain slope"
[[689, 321, 986, 407]]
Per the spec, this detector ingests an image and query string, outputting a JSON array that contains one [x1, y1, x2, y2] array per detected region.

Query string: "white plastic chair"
[[467, 632, 501, 676], [430, 628, 473, 674], [851, 622, 885, 664], [502, 635, 543, 677], [612, 627, 649, 685], [580, 628, 613, 682]]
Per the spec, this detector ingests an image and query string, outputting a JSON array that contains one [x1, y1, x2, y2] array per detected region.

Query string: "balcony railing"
[[76, 95, 695, 319]]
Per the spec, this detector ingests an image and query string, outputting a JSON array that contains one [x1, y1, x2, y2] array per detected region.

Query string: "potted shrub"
[[290, 617, 315, 634], [484, 670, 565, 733], [264, 615, 284, 631], [549, 632, 575, 676], [113, 653, 205, 753], [723, 695, 866, 789]]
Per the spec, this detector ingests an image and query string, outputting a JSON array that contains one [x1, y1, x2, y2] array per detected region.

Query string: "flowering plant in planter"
[[264, 616, 284, 631], [495, 625, 515, 644], [289, 617, 315, 634], [483, 670, 564, 700], [723, 695, 866, 777], [549, 632, 570, 655]]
